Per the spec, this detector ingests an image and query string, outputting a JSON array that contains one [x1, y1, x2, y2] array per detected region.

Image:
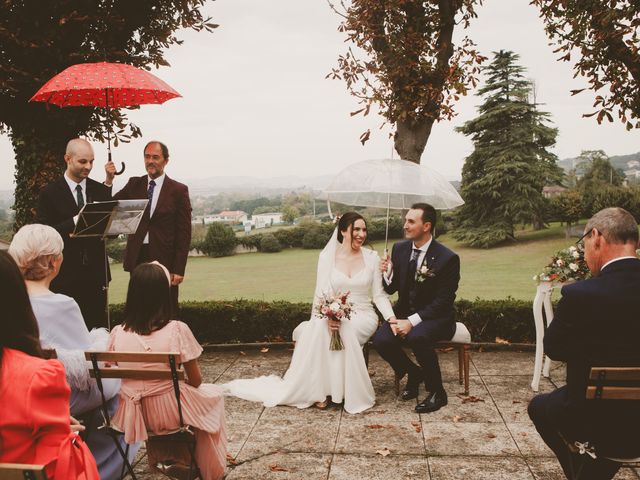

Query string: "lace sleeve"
[[369, 250, 395, 320]]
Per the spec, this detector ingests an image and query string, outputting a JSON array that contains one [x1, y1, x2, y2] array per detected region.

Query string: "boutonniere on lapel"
[[416, 256, 436, 282]]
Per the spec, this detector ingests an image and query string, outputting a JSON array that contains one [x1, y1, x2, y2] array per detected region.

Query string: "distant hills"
[[1, 152, 638, 202], [186, 174, 337, 196], [557, 151, 640, 172]]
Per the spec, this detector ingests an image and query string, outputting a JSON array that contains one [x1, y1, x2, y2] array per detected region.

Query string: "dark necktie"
[[147, 180, 156, 214], [75, 184, 84, 209], [408, 248, 420, 283], [406, 248, 421, 310], [148, 179, 156, 201]]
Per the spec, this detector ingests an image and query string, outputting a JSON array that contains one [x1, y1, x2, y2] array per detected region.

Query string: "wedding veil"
[[313, 227, 339, 305]]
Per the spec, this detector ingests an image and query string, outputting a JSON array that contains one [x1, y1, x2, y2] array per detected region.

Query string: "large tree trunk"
[[7, 103, 93, 229], [11, 128, 66, 228], [394, 118, 434, 164]]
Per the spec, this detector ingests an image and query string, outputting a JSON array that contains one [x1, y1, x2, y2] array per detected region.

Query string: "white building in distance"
[[252, 212, 283, 229]]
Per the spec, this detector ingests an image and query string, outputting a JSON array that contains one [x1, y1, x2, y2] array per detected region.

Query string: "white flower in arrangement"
[[569, 263, 579, 272], [556, 259, 565, 267], [419, 265, 429, 275], [569, 246, 577, 253], [329, 301, 341, 313], [572, 250, 580, 259]]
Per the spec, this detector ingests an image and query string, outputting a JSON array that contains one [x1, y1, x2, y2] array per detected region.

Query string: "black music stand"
[[71, 199, 148, 329]]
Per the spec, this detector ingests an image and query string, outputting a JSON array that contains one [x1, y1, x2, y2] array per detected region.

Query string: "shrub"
[[366, 216, 404, 241], [259, 233, 282, 253], [106, 239, 126, 262], [238, 234, 262, 250], [200, 223, 238, 257], [302, 224, 330, 249], [109, 298, 537, 344]]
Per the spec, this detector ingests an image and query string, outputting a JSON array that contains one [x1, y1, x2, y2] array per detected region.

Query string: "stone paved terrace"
[[130, 348, 640, 480]]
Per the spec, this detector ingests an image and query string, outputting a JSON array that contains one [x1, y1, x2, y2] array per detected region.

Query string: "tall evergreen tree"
[[452, 50, 563, 248]]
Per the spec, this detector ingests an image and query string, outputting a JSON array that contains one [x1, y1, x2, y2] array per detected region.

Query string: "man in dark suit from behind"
[[105, 140, 191, 315], [373, 203, 460, 414], [529, 207, 640, 479], [37, 138, 112, 329]]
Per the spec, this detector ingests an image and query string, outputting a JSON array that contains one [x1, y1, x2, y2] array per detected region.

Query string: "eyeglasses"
[[576, 228, 599, 246]]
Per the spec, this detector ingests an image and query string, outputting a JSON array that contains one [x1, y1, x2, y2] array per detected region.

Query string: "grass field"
[[108, 223, 576, 304]]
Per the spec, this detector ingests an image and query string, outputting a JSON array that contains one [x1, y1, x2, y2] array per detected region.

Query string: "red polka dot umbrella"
[[30, 62, 181, 174]]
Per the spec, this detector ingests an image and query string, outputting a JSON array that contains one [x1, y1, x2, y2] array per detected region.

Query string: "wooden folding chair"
[[561, 366, 640, 480], [0, 463, 48, 480], [85, 351, 200, 480]]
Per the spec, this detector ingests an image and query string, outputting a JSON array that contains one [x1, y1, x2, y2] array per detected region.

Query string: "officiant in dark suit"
[[37, 138, 112, 329], [105, 140, 191, 315], [373, 203, 460, 414], [528, 207, 640, 480]]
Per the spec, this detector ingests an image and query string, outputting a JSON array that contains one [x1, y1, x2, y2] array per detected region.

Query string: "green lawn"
[[108, 224, 575, 304]]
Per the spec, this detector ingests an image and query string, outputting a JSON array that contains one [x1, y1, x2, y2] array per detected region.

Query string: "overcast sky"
[[0, 0, 638, 192]]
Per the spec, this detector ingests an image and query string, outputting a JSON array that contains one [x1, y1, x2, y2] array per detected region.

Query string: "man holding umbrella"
[[37, 138, 112, 329], [373, 203, 460, 413]]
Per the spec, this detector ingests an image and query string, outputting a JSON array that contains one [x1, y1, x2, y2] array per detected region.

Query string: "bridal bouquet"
[[316, 291, 353, 351]]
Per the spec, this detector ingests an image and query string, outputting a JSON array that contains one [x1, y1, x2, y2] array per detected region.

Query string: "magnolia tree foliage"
[[327, 0, 485, 163], [0, 0, 217, 227], [533, 0, 640, 129]]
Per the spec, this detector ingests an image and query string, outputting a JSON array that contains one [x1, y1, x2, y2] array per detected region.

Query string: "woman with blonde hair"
[[9, 224, 138, 480]]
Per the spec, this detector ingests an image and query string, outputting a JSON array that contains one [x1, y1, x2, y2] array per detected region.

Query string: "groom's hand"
[[394, 319, 412, 338], [380, 256, 392, 274]]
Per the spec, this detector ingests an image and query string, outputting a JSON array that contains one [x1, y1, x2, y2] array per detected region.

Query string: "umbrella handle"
[[114, 162, 126, 176]]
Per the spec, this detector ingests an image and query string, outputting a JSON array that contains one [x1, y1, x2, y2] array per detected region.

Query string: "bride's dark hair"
[[337, 212, 366, 248]]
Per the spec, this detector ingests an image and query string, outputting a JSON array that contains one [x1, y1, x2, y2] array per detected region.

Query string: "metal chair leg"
[[110, 433, 136, 480]]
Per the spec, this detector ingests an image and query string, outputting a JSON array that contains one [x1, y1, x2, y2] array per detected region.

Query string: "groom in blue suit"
[[373, 203, 460, 413]]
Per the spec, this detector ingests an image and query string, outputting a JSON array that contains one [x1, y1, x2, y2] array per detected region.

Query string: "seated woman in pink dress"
[[107, 261, 227, 480]]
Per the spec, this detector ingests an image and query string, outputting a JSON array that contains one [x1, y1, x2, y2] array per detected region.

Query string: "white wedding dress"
[[222, 230, 394, 414]]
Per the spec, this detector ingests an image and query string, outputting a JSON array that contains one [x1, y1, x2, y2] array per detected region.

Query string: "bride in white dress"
[[222, 212, 396, 414]]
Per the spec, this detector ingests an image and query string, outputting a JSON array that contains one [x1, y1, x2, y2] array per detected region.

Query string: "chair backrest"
[[84, 351, 187, 430], [587, 367, 640, 401], [0, 463, 48, 480], [84, 351, 185, 381]]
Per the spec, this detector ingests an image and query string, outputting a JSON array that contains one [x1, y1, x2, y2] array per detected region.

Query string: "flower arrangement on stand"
[[533, 244, 591, 284], [315, 291, 353, 351]]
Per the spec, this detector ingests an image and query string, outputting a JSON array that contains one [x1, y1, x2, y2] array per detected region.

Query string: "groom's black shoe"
[[400, 371, 421, 401], [415, 390, 447, 413]]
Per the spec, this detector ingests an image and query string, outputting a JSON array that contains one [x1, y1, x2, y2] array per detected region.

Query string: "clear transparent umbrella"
[[318, 159, 464, 251]]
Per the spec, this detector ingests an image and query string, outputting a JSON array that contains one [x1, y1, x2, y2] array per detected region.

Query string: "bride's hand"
[[388, 317, 398, 336], [328, 319, 341, 332]]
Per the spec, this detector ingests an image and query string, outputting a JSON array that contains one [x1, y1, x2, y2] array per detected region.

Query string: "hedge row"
[[110, 298, 538, 344]]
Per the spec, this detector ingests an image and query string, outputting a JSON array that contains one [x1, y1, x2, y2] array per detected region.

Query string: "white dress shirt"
[[64, 173, 87, 225], [383, 238, 433, 327], [144, 173, 165, 244], [408, 238, 432, 327]]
